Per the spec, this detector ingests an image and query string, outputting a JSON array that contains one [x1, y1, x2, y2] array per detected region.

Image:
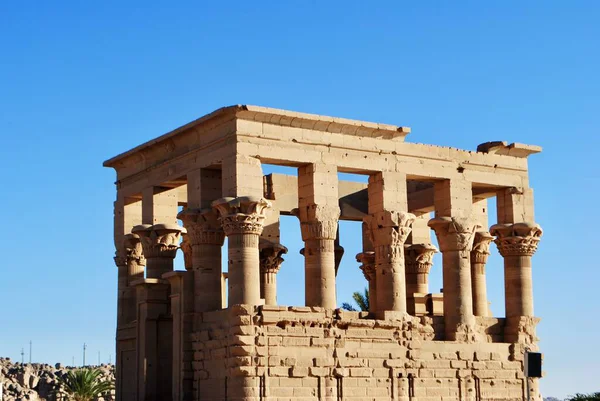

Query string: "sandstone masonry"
[[104, 105, 543, 401]]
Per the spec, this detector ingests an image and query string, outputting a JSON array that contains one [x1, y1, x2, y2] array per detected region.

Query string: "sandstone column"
[[213, 196, 271, 306], [296, 163, 340, 309], [295, 204, 340, 308], [365, 211, 415, 317], [334, 227, 345, 277], [118, 234, 146, 324], [259, 240, 287, 305], [490, 222, 542, 340], [470, 231, 494, 317], [178, 208, 225, 313], [429, 179, 479, 340], [364, 171, 414, 318], [429, 216, 479, 340], [133, 278, 172, 401], [113, 197, 142, 401], [356, 251, 376, 314], [494, 187, 541, 344], [163, 271, 194, 401], [132, 223, 186, 279], [405, 243, 438, 295]]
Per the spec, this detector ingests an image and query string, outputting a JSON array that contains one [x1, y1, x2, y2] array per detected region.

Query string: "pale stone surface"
[[104, 106, 543, 401]]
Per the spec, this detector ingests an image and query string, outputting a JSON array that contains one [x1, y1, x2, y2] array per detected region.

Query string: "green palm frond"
[[341, 302, 357, 311], [352, 287, 369, 311], [57, 368, 114, 401]]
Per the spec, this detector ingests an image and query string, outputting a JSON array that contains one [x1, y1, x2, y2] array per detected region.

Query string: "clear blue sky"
[[0, 1, 598, 398]]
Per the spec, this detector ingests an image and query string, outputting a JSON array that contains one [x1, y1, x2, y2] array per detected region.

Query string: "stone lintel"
[[477, 141, 542, 158]]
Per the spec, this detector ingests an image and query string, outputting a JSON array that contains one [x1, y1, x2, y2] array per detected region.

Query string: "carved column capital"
[[132, 223, 186, 259], [363, 210, 416, 247], [114, 233, 147, 267], [490, 222, 543, 257], [178, 208, 225, 245], [356, 251, 376, 281], [428, 216, 480, 252], [363, 211, 415, 265], [471, 231, 495, 263], [212, 196, 272, 236], [292, 204, 340, 240], [259, 240, 288, 274], [404, 243, 438, 274], [180, 235, 193, 270]]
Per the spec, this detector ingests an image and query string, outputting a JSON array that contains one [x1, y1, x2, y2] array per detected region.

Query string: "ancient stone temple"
[[104, 105, 543, 401]]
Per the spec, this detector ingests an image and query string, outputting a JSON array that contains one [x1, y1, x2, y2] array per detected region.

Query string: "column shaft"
[[470, 231, 493, 317], [146, 257, 174, 279], [192, 243, 223, 312], [228, 232, 261, 305], [262, 272, 277, 305], [441, 249, 474, 329], [375, 244, 408, 313], [368, 278, 377, 314], [259, 241, 287, 306], [504, 255, 533, 317], [305, 238, 337, 308], [429, 216, 479, 340], [471, 262, 489, 316]]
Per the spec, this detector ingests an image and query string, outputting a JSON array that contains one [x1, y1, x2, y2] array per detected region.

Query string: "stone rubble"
[[0, 357, 115, 401]]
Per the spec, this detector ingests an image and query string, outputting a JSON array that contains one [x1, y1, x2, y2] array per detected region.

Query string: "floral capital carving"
[[259, 240, 288, 275], [180, 234, 193, 270], [363, 210, 416, 248], [178, 208, 225, 245], [114, 233, 146, 267], [490, 222, 543, 257], [471, 231, 494, 264], [212, 196, 272, 236], [404, 243, 438, 275], [132, 223, 186, 259], [428, 216, 480, 252], [356, 251, 376, 281], [292, 204, 340, 240]]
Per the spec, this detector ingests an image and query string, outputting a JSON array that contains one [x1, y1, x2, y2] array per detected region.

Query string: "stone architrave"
[[404, 243, 438, 295], [293, 204, 340, 309], [259, 240, 288, 305], [470, 231, 494, 317], [364, 210, 415, 317], [132, 223, 186, 279], [356, 251, 376, 314], [178, 208, 225, 313], [212, 196, 271, 306], [428, 216, 480, 341], [490, 222, 542, 342]]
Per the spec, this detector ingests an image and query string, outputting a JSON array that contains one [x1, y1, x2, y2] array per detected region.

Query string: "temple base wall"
[[191, 306, 540, 401]]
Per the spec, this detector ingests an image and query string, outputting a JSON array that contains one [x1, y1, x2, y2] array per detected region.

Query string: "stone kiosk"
[[104, 105, 543, 401]]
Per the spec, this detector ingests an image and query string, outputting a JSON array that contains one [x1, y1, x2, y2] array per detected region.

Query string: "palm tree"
[[567, 393, 600, 401], [341, 287, 369, 311], [56, 368, 114, 401]]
